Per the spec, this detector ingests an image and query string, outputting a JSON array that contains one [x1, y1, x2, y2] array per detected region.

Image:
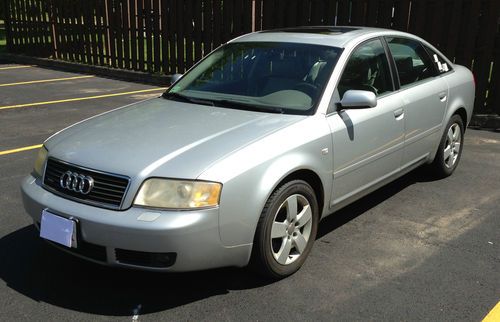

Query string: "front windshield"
[[165, 42, 342, 115]]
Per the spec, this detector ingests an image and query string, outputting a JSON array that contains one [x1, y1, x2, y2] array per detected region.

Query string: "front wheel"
[[431, 115, 464, 177], [251, 180, 319, 279]]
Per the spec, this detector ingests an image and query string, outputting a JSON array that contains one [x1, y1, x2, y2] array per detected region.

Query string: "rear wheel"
[[431, 115, 464, 177], [251, 180, 319, 279]]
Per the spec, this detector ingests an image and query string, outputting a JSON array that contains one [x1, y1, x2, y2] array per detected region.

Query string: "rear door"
[[385, 37, 448, 168]]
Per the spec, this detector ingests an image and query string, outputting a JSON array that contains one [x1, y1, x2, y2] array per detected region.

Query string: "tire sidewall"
[[435, 115, 465, 176], [256, 180, 319, 278]]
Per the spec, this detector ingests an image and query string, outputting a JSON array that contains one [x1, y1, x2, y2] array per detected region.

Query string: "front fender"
[[199, 116, 333, 247]]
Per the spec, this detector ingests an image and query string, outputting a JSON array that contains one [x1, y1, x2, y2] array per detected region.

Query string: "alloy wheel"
[[270, 194, 313, 265], [443, 123, 462, 168]]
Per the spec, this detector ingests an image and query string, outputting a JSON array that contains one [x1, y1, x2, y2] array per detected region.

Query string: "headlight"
[[33, 146, 48, 177], [134, 178, 222, 209]]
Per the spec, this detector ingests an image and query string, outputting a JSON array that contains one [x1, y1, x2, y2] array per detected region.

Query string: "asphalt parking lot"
[[0, 64, 499, 321]]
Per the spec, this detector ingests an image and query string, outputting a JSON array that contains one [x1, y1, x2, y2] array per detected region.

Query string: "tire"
[[431, 114, 464, 178], [251, 180, 319, 279]]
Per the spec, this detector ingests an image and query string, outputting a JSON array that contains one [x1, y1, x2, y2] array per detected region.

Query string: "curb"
[[470, 114, 500, 130], [0, 53, 173, 86]]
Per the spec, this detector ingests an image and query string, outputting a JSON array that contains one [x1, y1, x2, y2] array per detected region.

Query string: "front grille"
[[115, 249, 177, 268], [43, 158, 130, 209]]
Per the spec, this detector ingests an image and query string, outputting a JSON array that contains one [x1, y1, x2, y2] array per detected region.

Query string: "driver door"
[[326, 38, 405, 209]]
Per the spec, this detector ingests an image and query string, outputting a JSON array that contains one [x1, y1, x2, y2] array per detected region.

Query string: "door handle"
[[439, 92, 447, 102], [394, 108, 404, 120]]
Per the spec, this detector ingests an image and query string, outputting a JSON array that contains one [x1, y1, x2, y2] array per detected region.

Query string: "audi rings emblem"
[[60, 171, 94, 195]]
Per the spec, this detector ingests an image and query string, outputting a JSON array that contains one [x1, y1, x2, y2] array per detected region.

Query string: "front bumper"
[[21, 175, 251, 272]]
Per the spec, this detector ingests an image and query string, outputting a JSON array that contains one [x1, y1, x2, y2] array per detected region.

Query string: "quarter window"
[[424, 45, 452, 74], [386, 37, 436, 87], [338, 39, 393, 98]]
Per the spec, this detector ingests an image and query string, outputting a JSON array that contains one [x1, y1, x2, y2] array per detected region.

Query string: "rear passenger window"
[[338, 39, 393, 98], [386, 37, 436, 87]]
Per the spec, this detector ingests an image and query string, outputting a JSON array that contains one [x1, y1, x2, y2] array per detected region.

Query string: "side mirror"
[[170, 73, 183, 85], [340, 90, 377, 109]]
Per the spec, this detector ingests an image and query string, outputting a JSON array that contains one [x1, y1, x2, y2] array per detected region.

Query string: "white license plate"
[[40, 209, 77, 248]]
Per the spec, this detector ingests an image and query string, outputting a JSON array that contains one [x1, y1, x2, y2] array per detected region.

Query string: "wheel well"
[[279, 170, 325, 217], [454, 107, 468, 131]]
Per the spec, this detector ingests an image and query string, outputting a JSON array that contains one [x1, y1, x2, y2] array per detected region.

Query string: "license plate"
[[40, 209, 77, 248]]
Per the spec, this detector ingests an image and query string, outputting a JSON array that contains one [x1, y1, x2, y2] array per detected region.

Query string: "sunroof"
[[261, 26, 359, 35]]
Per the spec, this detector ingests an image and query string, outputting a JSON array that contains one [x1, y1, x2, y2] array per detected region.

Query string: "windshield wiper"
[[163, 93, 285, 114], [212, 99, 284, 114], [162, 92, 215, 106]]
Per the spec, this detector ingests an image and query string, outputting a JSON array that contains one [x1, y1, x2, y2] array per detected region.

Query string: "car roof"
[[230, 26, 415, 48]]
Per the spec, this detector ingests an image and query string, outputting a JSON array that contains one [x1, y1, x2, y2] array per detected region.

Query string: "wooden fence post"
[[4, 0, 12, 52], [49, 0, 58, 59], [491, 34, 500, 115]]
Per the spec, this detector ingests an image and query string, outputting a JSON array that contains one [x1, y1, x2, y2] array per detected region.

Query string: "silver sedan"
[[22, 26, 475, 278]]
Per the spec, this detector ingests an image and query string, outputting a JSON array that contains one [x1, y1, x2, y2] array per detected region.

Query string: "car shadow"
[[0, 225, 273, 316], [0, 167, 438, 316]]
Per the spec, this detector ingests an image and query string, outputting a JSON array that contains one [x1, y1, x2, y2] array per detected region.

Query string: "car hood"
[[45, 97, 304, 180]]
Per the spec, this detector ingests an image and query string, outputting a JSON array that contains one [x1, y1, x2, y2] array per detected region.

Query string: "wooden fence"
[[3, 0, 500, 115]]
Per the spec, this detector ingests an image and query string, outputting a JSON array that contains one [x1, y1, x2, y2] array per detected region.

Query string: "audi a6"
[[22, 26, 475, 278]]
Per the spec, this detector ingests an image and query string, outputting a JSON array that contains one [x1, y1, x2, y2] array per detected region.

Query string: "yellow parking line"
[[483, 301, 500, 322], [0, 75, 95, 87], [0, 144, 43, 156], [0, 87, 166, 111], [0, 65, 35, 70]]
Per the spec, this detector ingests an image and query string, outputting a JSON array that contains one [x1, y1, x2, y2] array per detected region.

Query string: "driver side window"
[[338, 39, 393, 99]]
